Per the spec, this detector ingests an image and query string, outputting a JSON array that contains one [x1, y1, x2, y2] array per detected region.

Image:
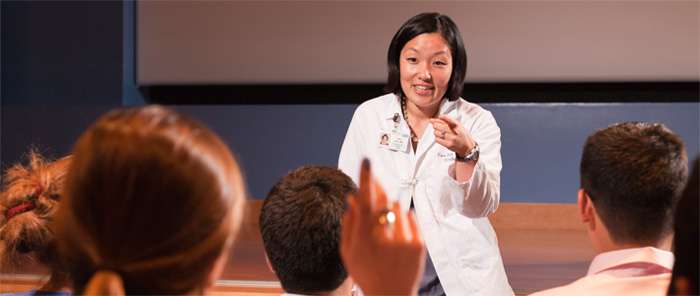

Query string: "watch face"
[[457, 144, 479, 162], [467, 144, 479, 161]]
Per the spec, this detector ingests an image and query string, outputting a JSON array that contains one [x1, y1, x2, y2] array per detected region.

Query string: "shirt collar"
[[587, 246, 674, 275]]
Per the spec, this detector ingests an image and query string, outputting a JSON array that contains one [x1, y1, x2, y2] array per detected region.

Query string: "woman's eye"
[[406, 57, 417, 63], [434, 61, 448, 66]]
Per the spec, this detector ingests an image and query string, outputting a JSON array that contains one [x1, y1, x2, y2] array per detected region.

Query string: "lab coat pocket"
[[425, 174, 451, 218], [440, 214, 501, 294], [425, 171, 469, 219]]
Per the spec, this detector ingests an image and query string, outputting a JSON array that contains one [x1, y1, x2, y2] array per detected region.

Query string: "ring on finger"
[[377, 209, 396, 227]]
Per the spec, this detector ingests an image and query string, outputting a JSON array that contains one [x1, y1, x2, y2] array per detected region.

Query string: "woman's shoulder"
[[353, 93, 397, 116], [454, 98, 495, 121]]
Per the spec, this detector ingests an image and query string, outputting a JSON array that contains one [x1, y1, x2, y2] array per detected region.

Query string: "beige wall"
[[138, 1, 699, 84]]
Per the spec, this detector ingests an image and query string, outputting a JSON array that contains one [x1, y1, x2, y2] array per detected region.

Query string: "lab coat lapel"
[[383, 96, 415, 209], [412, 99, 458, 175], [413, 124, 436, 172]]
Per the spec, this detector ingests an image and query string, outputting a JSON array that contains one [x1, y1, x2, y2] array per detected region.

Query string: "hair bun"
[[84, 270, 125, 296]]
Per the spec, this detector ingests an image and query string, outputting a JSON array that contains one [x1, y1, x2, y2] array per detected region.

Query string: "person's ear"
[[578, 189, 596, 230], [264, 253, 276, 274]]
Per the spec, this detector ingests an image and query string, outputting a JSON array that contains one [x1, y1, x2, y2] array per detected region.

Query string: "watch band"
[[456, 142, 479, 162]]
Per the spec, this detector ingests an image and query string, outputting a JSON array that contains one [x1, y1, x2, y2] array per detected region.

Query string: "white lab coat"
[[338, 94, 513, 296]]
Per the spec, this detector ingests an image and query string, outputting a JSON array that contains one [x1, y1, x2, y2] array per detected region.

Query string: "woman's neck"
[[405, 99, 440, 121], [402, 97, 441, 151]]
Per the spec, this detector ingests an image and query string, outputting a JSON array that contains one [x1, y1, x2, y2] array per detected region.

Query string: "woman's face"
[[399, 32, 453, 109]]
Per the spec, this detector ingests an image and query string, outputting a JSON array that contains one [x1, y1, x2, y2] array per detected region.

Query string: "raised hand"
[[341, 159, 425, 296]]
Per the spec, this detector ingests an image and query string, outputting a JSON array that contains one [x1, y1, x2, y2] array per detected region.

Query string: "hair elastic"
[[5, 200, 36, 219]]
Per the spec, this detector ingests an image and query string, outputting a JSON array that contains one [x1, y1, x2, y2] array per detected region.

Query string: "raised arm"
[[340, 159, 425, 296]]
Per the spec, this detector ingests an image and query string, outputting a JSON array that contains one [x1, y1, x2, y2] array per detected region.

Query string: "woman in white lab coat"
[[338, 12, 513, 296]]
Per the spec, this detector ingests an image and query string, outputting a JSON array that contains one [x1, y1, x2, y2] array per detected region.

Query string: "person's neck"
[[405, 99, 440, 121], [38, 272, 70, 293], [598, 234, 672, 253], [298, 278, 354, 296], [327, 278, 354, 296]]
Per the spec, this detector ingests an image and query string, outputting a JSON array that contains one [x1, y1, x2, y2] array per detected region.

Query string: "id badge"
[[389, 128, 410, 152]]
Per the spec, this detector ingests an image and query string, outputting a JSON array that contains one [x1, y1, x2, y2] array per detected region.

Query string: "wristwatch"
[[456, 142, 479, 163]]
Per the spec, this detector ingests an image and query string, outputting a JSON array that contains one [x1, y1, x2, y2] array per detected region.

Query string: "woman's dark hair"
[[385, 12, 468, 101], [55, 106, 246, 295]]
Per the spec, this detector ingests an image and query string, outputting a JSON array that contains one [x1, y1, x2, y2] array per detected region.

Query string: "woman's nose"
[[419, 69, 432, 80], [417, 63, 432, 80]]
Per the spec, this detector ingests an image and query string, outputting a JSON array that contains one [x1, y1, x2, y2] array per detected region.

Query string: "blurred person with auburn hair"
[[53, 106, 247, 295], [0, 151, 71, 296]]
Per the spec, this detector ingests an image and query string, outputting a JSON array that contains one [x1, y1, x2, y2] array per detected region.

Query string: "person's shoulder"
[[532, 272, 672, 296], [528, 278, 588, 296], [453, 97, 497, 125], [529, 285, 570, 296], [353, 93, 397, 116], [454, 97, 491, 115]]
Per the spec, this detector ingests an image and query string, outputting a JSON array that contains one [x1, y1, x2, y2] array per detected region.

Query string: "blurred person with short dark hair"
[[260, 166, 357, 296]]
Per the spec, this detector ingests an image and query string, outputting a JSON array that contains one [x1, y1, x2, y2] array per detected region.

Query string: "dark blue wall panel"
[[1, 1, 122, 164], [494, 103, 699, 203], [175, 103, 699, 202], [1, 1, 122, 105]]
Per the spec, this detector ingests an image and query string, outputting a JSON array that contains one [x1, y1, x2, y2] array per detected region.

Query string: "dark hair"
[[668, 156, 699, 295], [260, 166, 357, 294], [55, 106, 247, 295], [580, 122, 688, 245], [385, 12, 467, 101], [0, 150, 71, 286]]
